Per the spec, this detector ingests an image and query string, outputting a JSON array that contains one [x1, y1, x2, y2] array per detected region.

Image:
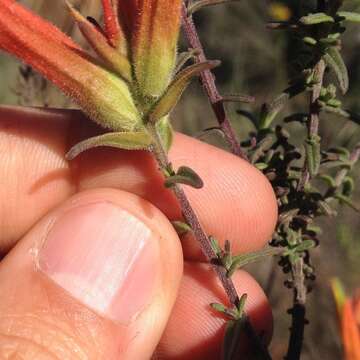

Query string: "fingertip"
[[0, 188, 183, 359], [170, 133, 278, 257], [156, 263, 272, 359]]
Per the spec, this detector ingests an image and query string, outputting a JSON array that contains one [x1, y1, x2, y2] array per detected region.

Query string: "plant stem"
[[147, 123, 272, 360], [297, 59, 326, 191], [181, 2, 248, 160], [286, 59, 326, 360], [295, 58, 325, 303]]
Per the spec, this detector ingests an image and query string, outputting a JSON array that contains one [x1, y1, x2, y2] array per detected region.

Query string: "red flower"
[[0, 1, 216, 155], [332, 278, 360, 360]]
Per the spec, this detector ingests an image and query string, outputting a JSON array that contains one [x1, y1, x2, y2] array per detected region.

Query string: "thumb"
[[0, 189, 183, 359]]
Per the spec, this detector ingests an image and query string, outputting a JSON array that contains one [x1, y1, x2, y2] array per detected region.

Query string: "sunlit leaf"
[[337, 11, 360, 23], [148, 61, 220, 123], [66, 131, 152, 159], [324, 47, 349, 94], [156, 116, 174, 152], [164, 166, 204, 189], [300, 12, 334, 25]]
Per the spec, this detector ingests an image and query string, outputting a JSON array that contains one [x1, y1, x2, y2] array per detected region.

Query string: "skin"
[[0, 106, 278, 359]]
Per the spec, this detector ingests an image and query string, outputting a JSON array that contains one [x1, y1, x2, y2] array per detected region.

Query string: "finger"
[[0, 106, 277, 256], [0, 188, 183, 359], [155, 263, 272, 359]]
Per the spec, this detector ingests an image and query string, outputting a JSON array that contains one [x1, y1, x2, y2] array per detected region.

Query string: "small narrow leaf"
[[323, 47, 349, 94], [237, 293, 248, 316], [303, 36, 317, 45], [172, 221, 192, 235], [210, 302, 227, 314], [210, 236, 222, 256], [342, 176, 354, 197], [335, 194, 360, 212], [174, 48, 200, 74], [221, 93, 255, 103], [222, 318, 246, 360], [223, 240, 232, 270], [148, 61, 220, 123], [66, 131, 152, 160], [156, 116, 174, 152], [305, 135, 321, 177], [255, 163, 269, 170], [295, 240, 316, 252], [228, 247, 283, 276], [337, 11, 360, 23], [259, 82, 305, 129], [164, 166, 204, 189], [318, 174, 336, 188], [300, 12, 335, 25]]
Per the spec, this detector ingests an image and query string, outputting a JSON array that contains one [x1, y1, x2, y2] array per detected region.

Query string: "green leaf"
[[337, 11, 360, 23], [223, 241, 233, 270], [174, 48, 200, 74], [318, 174, 336, 188], [303, 36, 317, 45], [323, 47, 349, 94], [259, 82, 306, 129], [335, 194, 360, 212], [148, 61, 220, 123], [342, 176, 355, 197], [164, 166, 204, 189], [66, 131, 152, 160], [222, 317, 246, 360], [172, 221, 192, 235], [210, 302, 227, 314], [210, 236, 222, 256], [295, 240, 316, 252], [156, 116, 174, 152], [255, 162, 269, 170], [228, 247, 283, 276], [305, 134, 321, 177], [300, 13, 335, 25]]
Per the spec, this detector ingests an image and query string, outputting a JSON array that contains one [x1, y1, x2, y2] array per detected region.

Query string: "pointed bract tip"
[[209, 60, 222, 68]]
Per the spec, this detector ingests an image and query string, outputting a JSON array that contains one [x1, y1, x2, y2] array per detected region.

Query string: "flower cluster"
[[0, 0, 216, 156]]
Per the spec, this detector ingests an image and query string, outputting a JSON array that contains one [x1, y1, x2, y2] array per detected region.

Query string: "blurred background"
[[1, 1, 360, 358]]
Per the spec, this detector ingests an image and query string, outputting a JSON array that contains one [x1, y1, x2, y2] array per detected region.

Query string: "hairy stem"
[[286, 59, 326, 360], [147, 123, 272, 359], [181, 2, 248, 159]]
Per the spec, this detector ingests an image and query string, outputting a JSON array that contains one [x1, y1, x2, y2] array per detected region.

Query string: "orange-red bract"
[[0, 0, 140, 131]]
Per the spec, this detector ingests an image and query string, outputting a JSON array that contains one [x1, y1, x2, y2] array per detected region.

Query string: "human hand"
[[0, 106, 277, 359]]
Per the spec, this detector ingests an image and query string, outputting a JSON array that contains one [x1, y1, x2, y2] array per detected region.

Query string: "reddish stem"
[[181, 3, 248, 159]]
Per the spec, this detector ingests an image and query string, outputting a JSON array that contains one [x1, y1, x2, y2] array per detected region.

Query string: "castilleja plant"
[[0, 0, 267, 358], [0, 0, 218, 159], [4, 1, 360, 359]]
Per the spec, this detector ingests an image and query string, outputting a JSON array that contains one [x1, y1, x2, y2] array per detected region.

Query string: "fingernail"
[[37, 202, 160, 324]]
